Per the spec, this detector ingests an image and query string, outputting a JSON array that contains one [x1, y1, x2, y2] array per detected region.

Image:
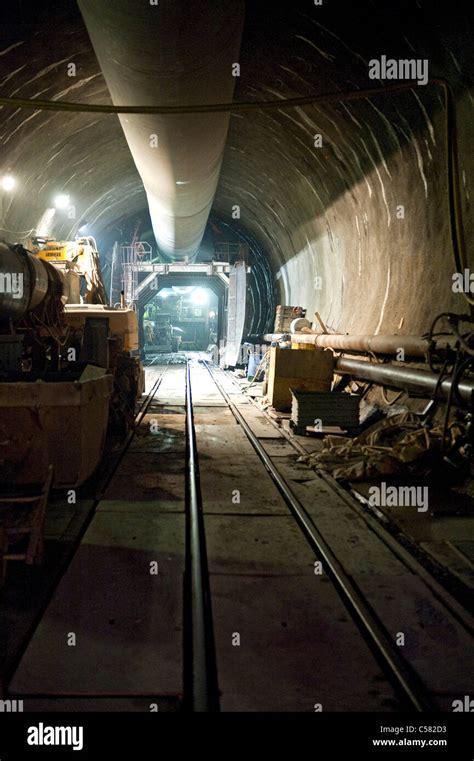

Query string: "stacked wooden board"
[[290, 389, 360, 435]]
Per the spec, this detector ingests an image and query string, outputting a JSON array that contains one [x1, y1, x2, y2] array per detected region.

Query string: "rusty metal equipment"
[[0, 239, 144, 487]]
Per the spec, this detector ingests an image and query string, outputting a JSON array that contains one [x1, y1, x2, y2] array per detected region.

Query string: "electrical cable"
[[381, 386, 405, 405], [0, 226, 37, 237], [0, 77, 468, 307], [452, 355, 474, 408], [442, 347, 461, 451], [427, 313, 474, 373], [0, 78, 455, 115], [431, 357, 450, 403]]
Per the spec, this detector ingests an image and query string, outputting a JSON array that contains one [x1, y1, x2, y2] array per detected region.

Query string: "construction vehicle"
[[144, 312, 180, 354], [34, 236, 108, 305], [0, 237, 144, 488]]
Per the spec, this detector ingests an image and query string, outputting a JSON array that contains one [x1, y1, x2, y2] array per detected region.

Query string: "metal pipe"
[[336, 357, 474, 405], [0, 242, 66, 321], [263, 332, 457, 358], [184, 360, 219, 711], [78, 0, 244, 260], [0, 242, 33, 320]]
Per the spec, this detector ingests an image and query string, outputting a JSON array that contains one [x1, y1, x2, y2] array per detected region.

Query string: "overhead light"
[[1, 175, 16, 192], [54, 193, 70, 210], [172, 286, 194, 295], [191, 288, 208, 305], [159, 289, 170, 298], [209, 310, 216, 319]]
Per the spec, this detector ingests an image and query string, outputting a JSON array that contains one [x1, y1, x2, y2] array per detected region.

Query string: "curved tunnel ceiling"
[[0, 0, 473, 337]]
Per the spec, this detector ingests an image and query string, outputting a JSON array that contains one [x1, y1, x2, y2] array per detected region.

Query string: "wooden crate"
[[290, 389, 360, 435], [274, 305, 305, 333], [267, 347, 334, 411]]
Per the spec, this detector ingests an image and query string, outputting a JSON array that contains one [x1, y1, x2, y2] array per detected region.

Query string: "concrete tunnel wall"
[[0, 0, 473, 339]]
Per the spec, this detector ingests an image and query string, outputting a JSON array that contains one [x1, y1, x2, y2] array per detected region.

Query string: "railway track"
[[196, 360, 431, 712], [182, 357, 473, 712], [8, 355, 474, 712]]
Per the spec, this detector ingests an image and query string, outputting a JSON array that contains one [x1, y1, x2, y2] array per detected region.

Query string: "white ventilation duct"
[[78, 0, 244, 260]]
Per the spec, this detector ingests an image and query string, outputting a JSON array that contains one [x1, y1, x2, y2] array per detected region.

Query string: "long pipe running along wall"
[[78, 0, 244, 260], [262, 331, 474, 403], [263, 333, 458, 358], [336, 357, 474, 406]]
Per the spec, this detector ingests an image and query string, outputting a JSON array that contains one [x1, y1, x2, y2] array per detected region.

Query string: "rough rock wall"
[[215, 1, 474, 334], [0, 0, 473, 335]]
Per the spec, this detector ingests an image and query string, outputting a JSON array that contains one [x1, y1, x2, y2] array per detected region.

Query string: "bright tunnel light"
[[191, 288, 208, 305], [1, 175, 16, 192], [54, 193, 70, 210]]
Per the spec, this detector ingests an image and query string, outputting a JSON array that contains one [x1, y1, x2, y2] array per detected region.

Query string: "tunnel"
[[0, 0, 473, 738]]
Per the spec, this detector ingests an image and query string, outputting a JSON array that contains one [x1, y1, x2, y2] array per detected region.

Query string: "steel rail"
[[201, 360, 434, 712], [183, 360, 220, 712], [233, 371, 474, 630]]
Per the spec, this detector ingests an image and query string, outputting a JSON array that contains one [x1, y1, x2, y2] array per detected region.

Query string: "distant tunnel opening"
[[142, 285, 219, 355], [95, 209, 275, 358]]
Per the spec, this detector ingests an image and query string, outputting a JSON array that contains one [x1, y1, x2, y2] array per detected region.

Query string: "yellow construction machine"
[[0, 237, 144, 487]]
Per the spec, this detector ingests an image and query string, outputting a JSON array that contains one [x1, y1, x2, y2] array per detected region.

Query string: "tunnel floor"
[[0, 354, 471, 712]]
